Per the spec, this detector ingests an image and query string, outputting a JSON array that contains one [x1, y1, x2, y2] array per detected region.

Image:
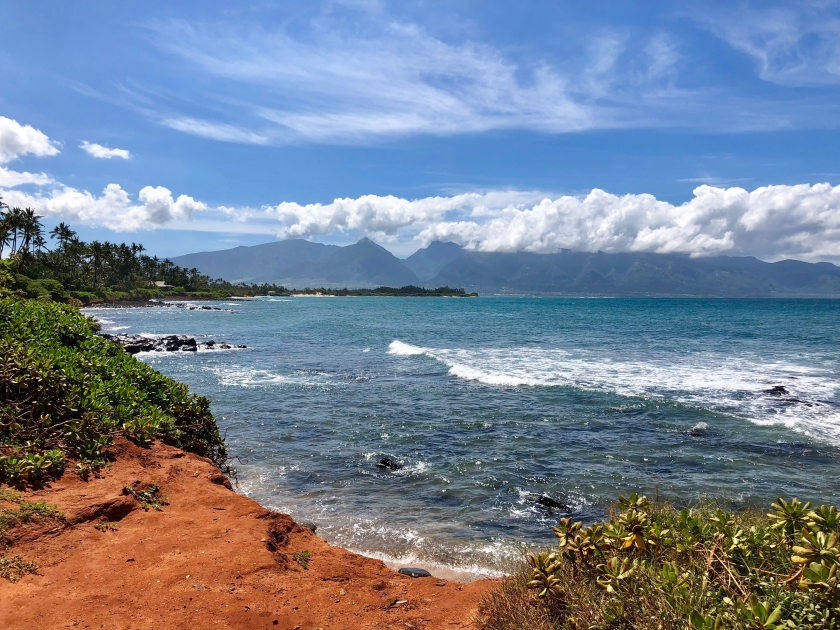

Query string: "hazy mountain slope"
[[170, 240, 339, 284], [429, 250, 840, 296], [307, 238, 419, 286], [170, 238, 840, 295], [404, 241, 464, 281], [171, 237, 418, 287]]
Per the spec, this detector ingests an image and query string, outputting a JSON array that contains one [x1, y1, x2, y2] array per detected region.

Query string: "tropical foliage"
[[0, 296, 228, 484], [478, 494, 840, 629]]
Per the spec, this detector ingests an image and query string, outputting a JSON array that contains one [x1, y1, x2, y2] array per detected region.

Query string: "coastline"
[[0, 438, 493, 629]]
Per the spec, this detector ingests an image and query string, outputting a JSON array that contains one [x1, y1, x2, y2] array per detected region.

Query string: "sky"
[[2, 0, 840, 261]]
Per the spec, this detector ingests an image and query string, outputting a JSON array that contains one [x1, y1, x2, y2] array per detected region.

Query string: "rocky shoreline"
[[100, 333, 247, 354]]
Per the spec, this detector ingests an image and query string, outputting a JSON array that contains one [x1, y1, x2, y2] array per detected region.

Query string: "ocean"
[[85, 297, 840, 579]]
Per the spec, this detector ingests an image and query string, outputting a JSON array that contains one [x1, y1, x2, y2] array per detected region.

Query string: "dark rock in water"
[[299, 521, 318, 533], [398, 567, 431, 578], [377, 457, 403, 471], [100, 333, 241, 354], [687, 422, 709, 437], [236, 344, 247, 348], [525, 493, 569, 512], [765, 385, 789, 395]]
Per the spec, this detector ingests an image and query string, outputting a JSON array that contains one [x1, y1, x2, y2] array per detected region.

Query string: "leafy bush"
[[478, 494, 840, 629], [0, 297, 228, 483]]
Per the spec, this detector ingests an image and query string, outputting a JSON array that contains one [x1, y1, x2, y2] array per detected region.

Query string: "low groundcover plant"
[[478, 494, 840, 629]]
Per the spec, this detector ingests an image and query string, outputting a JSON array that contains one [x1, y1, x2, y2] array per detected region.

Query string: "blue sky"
[[2, 0, 840, 260]]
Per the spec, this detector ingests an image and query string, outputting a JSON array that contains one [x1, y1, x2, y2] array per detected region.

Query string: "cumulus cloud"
[[0, 116, 60, 163], [268, 190, 547, 240], [268, 184, 840, 262], [0, 183, 206, 231], [0, 166, 54, 188], [80, 141, 131, 159]]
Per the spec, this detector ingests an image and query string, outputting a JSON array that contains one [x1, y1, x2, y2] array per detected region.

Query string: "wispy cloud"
[[133, 10, 801, 145], [80, 141, 131, 159], [696, 3, 840, 86]]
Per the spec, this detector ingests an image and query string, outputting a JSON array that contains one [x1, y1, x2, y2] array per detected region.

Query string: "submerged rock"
[[377, 457, 403, 471], [688, 422, 709, 437], [524, 493, 569, 513], [764, 385, 789, 395], [398, 567, 432, 578]]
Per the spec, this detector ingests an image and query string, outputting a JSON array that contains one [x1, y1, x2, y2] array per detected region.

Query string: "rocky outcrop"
[[100, 333, 246, 354]]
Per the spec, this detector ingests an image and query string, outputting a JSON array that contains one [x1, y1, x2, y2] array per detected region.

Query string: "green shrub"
[[479, 494, 840, 629], [0, 297, 228, 483]]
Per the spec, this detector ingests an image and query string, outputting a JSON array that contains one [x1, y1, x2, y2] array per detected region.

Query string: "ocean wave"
[[389, 340, 840, 444]]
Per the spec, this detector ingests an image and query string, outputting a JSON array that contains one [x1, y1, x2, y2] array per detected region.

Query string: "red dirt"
[[0, 439, 494, 629]]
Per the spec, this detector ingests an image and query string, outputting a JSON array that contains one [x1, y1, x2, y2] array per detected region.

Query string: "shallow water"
[[86, 297, 840, 578]]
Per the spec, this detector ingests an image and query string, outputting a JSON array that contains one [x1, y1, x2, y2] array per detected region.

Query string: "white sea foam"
[[390, 340, 840, 445], [388, 340, 426, 356], [206, 366, 288, 387]]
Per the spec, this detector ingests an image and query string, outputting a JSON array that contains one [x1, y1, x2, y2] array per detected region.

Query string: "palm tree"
[[50, 222, 77, 251], [18, 208, 44, 256], [0, 215, 10, 259], [88, 241, 105, 288], [5, 207, 24, 256]]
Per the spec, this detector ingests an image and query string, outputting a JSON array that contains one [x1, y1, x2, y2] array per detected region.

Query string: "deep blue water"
[[86, 297, 840, 578]]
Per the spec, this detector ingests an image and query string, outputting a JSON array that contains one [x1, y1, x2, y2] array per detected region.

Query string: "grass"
[[476, 494, 840, 630], [0, 296, 228, 484]]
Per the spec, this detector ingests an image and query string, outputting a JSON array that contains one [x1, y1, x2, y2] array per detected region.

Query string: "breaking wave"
[[388, 340, 840, 444]]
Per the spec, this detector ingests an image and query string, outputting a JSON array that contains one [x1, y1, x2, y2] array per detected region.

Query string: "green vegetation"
[[0, 489, 64, 581], [0, 296, 228, 483], [292, 550, 311, 569], [289, 285, 477, 296], [123, 484, 169, 511], [94, 520, 120, 532], [0, 200, 287, 303], [478, 494, 840, 629]]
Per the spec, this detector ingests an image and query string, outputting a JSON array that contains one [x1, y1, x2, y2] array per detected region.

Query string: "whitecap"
[[388, 340, 840, 445]]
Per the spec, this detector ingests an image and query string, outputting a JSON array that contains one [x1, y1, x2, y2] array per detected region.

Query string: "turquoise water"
[[86, 297, 840, 578]]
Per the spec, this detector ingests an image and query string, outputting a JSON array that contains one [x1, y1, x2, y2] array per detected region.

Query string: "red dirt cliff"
[[0, 439, 493, 629]]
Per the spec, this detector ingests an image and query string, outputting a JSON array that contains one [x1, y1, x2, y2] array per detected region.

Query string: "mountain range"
[[170, 238, 840, 297]]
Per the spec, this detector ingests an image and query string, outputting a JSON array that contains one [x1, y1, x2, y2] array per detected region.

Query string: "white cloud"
[[160, 117, 271, 144], [267, 190, 547, 240], [0, 116, 60, 163], [80, 141, 131, 159], [143, 17, 730, 144], [698, 6, 840, 86], [266, 184, 840, 262], [0, 166, 54, 187], [0, 183, 206, 231]]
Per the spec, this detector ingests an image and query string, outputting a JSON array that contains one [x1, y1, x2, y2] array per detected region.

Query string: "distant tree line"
[[0, 198, 286, 300]]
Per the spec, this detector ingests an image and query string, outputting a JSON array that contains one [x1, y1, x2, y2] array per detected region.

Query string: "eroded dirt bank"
[[0, 439, 493, 629]]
